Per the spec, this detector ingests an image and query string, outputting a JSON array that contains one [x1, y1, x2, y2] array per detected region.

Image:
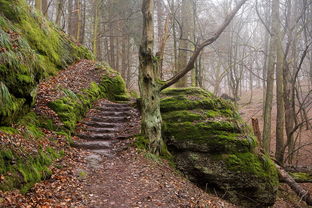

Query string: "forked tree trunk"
[[139, 0, 163, 154]]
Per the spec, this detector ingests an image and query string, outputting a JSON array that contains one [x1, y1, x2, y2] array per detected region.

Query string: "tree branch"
[[160, 0, 248, 91]]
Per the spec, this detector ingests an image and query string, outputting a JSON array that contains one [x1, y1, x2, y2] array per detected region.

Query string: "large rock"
[[161, 88, 278, 207]]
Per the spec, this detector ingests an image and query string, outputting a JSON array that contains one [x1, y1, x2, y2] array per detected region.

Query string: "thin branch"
[[160, 0, 248, 91]]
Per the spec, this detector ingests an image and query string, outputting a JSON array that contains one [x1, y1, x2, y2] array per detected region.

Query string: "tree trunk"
[[79, 0, 86, 44], [176, 0, 193, 87], [35, 0, 42, 11], [140, 0, 247, 153], [262, 0, 278, 154], [42, 0, 48, 17], [139, 0, 163, 155], [274, 0, 285, 164], [92, 0, 99, 57], [55, 0, 64, 26]]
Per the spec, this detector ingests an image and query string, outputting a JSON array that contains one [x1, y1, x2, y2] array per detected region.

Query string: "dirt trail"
[[0, 60, 238, 207], [69, 99, 238, 207]]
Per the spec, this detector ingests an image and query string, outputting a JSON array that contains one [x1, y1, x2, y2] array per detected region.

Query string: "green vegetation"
[[48, 67, 130, 130], [161, 87, 235, 115], [0, 0, 93, 125], [290, 172, 312, 182], [0, 147, 63, 193], [225, 153, 279, 186], [160, 87, 279, 207]]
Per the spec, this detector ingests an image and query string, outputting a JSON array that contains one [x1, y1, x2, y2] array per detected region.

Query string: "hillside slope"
[[0, 0, 93, 125]]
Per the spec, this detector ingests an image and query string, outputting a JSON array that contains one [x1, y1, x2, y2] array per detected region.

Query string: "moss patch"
[[0, 146, 63, 193]]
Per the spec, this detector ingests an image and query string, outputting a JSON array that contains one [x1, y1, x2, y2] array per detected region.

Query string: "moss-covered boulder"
[[161, 88, 278, 207], [0, 0, 93, 125]]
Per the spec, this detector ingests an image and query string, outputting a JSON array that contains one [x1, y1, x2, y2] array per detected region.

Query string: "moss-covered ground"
[[0, 112, 65, 193]]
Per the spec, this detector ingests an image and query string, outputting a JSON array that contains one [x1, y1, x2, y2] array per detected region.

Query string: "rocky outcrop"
[[161, 87, 279, 207]]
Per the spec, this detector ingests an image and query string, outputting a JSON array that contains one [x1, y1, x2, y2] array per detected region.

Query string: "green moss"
[[135, 135, 174, 167], [290, 172, 312, 182], [0, 0, 94, 125], [0, 147, 63, 193], [17, 112, 44, 139], [162, 110, 205, 122], [0, 82, 26, 125], [225, 153, 279, 186], [48, 83, 104, 130], [0, 126, 18, 134], [100, 73, 130, 101], [160, 88, 235, 115], [134, 135, 149, 150], [48, 66, 130, 130]]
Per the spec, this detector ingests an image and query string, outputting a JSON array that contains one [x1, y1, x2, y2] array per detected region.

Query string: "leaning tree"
[[138, 0, 248, 154]]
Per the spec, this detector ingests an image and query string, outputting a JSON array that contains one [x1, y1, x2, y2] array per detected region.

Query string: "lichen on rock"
[[161, 87, 279, 207]]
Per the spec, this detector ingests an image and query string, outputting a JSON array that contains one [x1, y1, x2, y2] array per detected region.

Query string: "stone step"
[[96, 106, 131, 112], [85, 127, 118, 134], [72, 140, 113, 150], [77, 132, 129, 141], [77, 133, 115, 140], [81, 121, 121, 128], [96, 111, 131, 117], [100, 103, 130, 108], [90, 149, 114, 157], [90, 116, 128, 123]]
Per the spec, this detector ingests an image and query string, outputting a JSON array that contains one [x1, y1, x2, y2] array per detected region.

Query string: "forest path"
[[73, 100, 140, 158], [67, 99, 237, 207], [0, 60, 237, 207]]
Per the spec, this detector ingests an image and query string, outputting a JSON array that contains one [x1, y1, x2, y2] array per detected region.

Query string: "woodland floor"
[[0, 60, 238, 208], [0, 61, 311, 207]]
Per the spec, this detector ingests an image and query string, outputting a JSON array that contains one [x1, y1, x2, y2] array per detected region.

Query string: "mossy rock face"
[[0, 0, 93, 125], [161, 87, 278, 207]]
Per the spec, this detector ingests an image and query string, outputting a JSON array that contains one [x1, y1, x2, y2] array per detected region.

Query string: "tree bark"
[[139, 0, 163, 155], [262, 0, 278, 154], [139, 0, 247, 153], [35, 0, 42, 11], [92, 0, 99, 57], [176, 0, 193, 87], [42, 0, 48, 17], [55, 0, 64, 26], [274, 0, 285, 164]]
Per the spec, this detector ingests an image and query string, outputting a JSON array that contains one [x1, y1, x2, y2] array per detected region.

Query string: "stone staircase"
[[73, 100, 140, 157]]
